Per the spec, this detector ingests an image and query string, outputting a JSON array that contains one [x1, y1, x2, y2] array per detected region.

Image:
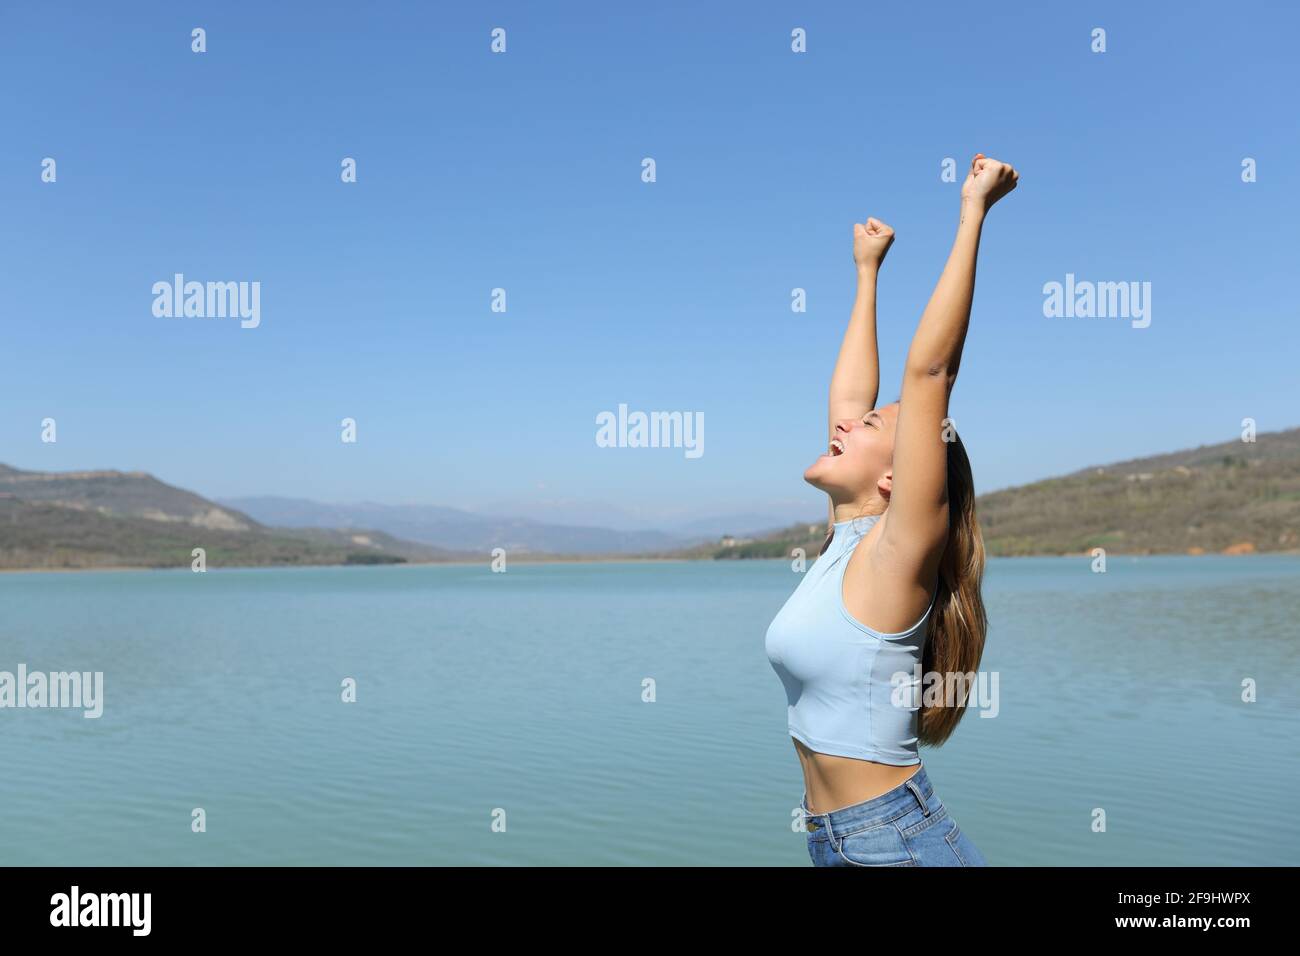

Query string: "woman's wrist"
[[958, 199, 987, 228]]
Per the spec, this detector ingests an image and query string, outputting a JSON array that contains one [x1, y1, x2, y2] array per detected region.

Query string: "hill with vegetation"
[[0, 465, 461, 570], [978, 426, 1299, 555]]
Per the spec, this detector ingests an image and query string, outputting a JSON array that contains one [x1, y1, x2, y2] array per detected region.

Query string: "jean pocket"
[[834, 822, 917, 867], [943, 820, 976, 866]]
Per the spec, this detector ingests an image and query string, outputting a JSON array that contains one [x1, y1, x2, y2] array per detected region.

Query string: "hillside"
[[680, 427, 1300, 559], [0, 463, 255, 530], [0, 466, 460, 570], [978, 427, 1300, 555]]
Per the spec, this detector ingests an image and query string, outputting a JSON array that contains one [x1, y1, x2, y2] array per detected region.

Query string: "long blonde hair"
[[918, 429, 987, 746]]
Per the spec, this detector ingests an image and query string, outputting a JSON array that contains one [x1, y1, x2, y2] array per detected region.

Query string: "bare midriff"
[[794, 736, 922, 814]]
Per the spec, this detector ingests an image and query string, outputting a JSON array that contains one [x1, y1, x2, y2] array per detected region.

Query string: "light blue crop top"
[[764, 514, 935, 765]]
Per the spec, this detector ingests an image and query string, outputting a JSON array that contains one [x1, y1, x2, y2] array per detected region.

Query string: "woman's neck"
[[831, 496, 888, 525]]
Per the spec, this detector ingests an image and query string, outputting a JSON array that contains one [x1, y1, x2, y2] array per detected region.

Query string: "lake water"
[[1, 555, 1297, 866]]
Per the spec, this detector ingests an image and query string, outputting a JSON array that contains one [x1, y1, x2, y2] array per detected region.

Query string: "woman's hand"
[[853, 217, 895, 269], [960, 154, 1019, 213]]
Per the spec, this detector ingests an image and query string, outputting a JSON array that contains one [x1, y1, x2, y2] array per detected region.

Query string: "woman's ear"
[[877, 470, 893, 499]]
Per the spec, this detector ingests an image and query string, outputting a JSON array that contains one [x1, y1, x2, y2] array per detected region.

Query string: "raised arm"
[[825, 218, 894, 532], [829, 218, 893, 435], [883, 155, 1018, 567]]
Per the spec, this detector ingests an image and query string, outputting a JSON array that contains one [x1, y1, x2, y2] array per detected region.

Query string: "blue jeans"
[[802, 764, 987, 867]]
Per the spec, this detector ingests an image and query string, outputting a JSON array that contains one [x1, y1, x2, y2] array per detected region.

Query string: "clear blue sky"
[[3, 1, 1296, 526]]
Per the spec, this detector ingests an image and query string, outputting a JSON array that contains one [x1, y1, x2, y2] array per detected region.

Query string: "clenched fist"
[[853, 217, 895, 269], [961, 154, 1019, 212]]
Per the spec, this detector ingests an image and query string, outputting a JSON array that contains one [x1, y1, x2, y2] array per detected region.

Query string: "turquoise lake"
[[1, 555, 1297, 865]]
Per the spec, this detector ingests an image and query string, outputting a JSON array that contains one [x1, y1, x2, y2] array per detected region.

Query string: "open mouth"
[[828, 438, 845, 457]]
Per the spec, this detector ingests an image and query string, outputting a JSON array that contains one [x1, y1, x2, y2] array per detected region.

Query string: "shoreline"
[[0, 555, 708, 574], [2, 548, 1298, 575]]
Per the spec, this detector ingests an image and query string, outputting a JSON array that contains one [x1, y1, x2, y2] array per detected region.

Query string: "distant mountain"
[[0, 463, 256, 531], [220, 496, 700, 555], [0, 465, 459, 570], [667, 512, 823, 539], [671, 427, 1300, 559], [469, 497, 821, 537]]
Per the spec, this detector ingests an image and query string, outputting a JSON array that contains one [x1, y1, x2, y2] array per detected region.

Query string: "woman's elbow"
[[902, 360, 958, 391]]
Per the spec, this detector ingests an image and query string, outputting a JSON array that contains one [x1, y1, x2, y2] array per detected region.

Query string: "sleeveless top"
[[764, 513, 935, 765]]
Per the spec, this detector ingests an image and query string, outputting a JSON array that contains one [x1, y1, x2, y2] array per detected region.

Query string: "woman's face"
[[803, 401, 899, 502]]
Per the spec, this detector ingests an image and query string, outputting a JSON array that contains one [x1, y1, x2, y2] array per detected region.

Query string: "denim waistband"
[[800, 764, 934, 833]]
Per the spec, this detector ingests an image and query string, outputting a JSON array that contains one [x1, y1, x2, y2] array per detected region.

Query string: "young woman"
[[765, 154, 1018, 866]]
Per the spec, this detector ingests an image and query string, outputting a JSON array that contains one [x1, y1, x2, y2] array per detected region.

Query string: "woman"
[[765, 154, 1018, 866]]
